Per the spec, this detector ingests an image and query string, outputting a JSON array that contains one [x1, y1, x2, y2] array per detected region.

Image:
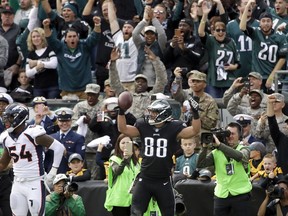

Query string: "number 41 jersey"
[[135, 119, 185, 179], [2, 125, 46, 178]]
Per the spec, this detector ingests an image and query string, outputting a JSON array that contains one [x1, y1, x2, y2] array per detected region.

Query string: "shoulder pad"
[[25, 125, 46, 138]]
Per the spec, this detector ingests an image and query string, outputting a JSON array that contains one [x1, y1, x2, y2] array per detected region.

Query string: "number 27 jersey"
[[2, 125, 46, 178], [135, 119, 185, 179]]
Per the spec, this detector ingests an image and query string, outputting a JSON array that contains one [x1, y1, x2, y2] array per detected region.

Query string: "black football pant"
[[214, 192, 251, 216], [131, 177, 175, 216]]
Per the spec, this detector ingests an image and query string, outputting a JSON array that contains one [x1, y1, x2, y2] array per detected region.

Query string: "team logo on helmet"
[[146, 99, 172, 125], [3, 103, 29, 133]]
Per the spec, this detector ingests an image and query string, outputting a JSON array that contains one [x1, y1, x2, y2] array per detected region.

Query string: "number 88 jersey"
[[135, 119, 185, 179]]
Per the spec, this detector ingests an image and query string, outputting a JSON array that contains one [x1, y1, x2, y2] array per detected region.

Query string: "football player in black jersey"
[[118, 98, 201, 215]]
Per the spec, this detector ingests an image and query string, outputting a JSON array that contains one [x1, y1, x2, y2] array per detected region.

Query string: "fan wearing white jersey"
[[0, 103, 65, 216]]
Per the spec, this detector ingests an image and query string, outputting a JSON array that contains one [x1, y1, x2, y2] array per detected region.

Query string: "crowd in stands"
[[0, 0, 288, 214]]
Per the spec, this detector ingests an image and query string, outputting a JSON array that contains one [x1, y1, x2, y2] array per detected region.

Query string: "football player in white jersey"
[[0, 103, 65, 216]]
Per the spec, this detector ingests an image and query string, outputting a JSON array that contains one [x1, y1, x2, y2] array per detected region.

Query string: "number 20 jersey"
[[2, 125, 46, 178], [135, 119, 185, 179]]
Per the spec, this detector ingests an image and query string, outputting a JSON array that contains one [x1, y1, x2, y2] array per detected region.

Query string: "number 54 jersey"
[[135, 119, 186, 180], [1, 125, 46, 178]]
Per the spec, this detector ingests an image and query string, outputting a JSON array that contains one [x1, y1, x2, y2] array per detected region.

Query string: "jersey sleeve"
[[25, 125, 46, 139]]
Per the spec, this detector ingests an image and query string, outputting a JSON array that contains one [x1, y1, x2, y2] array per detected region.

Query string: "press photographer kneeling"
[[258, 177, 288, 216], [45, 174, 86, 216], [197, 122, 252, 216]]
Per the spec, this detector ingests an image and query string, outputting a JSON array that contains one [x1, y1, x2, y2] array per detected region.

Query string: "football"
[[118, 91, 133, 110]]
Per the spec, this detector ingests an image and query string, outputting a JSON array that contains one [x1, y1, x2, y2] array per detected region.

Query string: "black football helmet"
[[3, 103, 29, 133], [147, 99, 172, 125]]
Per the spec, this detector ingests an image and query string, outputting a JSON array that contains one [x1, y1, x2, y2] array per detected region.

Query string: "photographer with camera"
[[258, 178, 288, 216], [197, 122, 252, 216], [45, 173, 86, 216]]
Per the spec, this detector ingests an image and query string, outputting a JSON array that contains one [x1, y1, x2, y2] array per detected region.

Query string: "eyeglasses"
[[215, 29, 226, 32], [153, 10, 164, 14]]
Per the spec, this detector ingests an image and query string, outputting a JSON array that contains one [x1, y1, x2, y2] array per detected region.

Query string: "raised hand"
[[110, 47, 120, 61]]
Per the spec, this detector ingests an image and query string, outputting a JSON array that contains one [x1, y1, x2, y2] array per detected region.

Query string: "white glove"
[[45, 167, 57, 192]]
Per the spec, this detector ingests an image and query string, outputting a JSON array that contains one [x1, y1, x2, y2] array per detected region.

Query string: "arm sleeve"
[[95, 151, 106, 180], [268, 116, 282, 147], [111, 158, 130, 179], [27, 6, 40, 31], [25, 58, 38, 78], [109, 61, 125, 96], [41, 51, 58, 69], [132, 19, 147, 49], [68, 195, 86, 215], [48, 139, 65, 168], [151, 18, 167, 53], [226, 94, 245, 116], [150, 57, 167, 94], [197, 147, 215, 168], [71, 169, 91, 182], [45, 194, 61, 216], [217, 143, 245, 162], [0, 38, 8, 68]]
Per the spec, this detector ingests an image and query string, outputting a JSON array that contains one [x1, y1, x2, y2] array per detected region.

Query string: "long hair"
[[114, 133, 138, 166], [27, 28, 47, 51]]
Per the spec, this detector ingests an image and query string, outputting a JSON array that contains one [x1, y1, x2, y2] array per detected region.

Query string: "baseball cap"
[[85, 83, 100, 94], [124, 20, 136, 28], [1, 5, 15, 14], [144, 25, 157, 34], [249, 142, 266, 158], [104, 79, 110, 86], [0, 93, 13, 104], [55, 107, 74, 121], [248, 72, 263, 80], [103, 97, 118, 111], [249, 89, 263, 99], [179, 18, 193, 27], [68, 153, 83, 163], [259, 12, 272, 20], [53, 173, 67, 185], [233, 114, 253, 126], [272, 93, 284, 102], [134, 74, 148, 82], [186, 70, 207, 82], [198, 169, 212, 182]]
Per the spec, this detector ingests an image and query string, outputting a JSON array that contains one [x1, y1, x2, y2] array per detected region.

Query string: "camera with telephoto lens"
[[201, 128, 231, 144], [63, 178, 78, 193], [267, 185, 285, 199]]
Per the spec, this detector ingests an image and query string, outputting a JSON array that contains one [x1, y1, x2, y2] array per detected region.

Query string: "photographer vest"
[[212, 144, 252, 198]]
